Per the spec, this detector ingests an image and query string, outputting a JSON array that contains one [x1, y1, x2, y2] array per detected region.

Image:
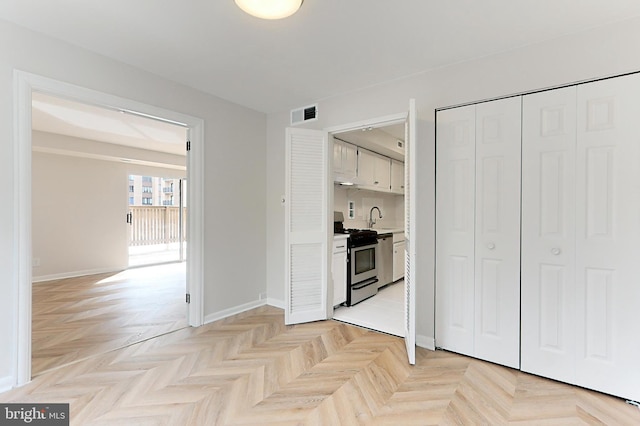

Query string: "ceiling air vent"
[[291, 104, 318, 125]]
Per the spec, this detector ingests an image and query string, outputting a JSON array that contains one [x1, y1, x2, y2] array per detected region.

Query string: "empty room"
[[2, 1, 640, 424]]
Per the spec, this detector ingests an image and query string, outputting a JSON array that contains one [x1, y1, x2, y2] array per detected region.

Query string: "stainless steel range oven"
[[334, 211, 379, 306], [346, 230, 378, 306]]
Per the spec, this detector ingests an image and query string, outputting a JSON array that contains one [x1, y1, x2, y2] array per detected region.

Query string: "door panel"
[[474, 97, 521, 368], [436, 104, 476, 357], [521, 86, 577, 383], [575, 74, 640, 401], [285, 128, 330, 324], [404, 99, 417, 364]]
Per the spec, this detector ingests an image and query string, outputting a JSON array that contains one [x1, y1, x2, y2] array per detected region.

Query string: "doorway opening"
[[330, 121, 407, 337], [14, 71, 205, 386], [30, 92, 191, 376], [128, 175, 187, 267]]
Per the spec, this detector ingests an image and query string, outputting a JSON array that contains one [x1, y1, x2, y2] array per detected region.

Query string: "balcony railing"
[[129, 206, 186, 247]]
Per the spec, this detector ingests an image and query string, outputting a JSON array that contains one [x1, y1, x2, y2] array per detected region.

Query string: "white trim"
[[416, 334, 436, 351], [0, 375, 14, 393], [13, 70, 205, 387], [324, 112, 407, 134], [14, 70, 32, 387], [32, 267, 126, 283], [323, 109, 417, 360], [204, 299, 268, 324], [186, 125, 205, 329], [267, 298, 285, 309]]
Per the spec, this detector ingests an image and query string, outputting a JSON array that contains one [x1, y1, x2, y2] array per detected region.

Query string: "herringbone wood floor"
[[31, 263, 188, 375], [4, 305, 639, 424]]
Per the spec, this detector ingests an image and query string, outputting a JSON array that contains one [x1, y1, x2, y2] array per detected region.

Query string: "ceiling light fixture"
[[234, 0, 303, 20]]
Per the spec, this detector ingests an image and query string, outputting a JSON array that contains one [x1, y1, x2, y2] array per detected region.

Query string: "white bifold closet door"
[[436, 97, 521, 369], [522, 74, 640, 401]]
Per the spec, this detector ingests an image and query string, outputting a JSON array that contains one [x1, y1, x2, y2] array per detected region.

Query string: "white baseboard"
[[33, 267, 125, 283], [417, 334, 436, 351], [0, 375, 14, 393], [204, 299, 268, 325], [266, 298, 284, 309]]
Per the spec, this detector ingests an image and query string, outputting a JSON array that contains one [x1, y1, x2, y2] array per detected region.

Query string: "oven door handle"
[[352, 277, 379, 290]]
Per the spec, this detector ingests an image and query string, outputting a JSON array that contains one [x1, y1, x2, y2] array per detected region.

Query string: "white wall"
[[334, 185, 403, 230], [266, 16, 640, 347], [0, 20, 266, 389], [32, 151, 129, 279], [32, 131, 188, 281]]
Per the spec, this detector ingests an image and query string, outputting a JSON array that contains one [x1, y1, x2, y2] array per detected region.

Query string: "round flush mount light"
[[235, 0, 303, 19]]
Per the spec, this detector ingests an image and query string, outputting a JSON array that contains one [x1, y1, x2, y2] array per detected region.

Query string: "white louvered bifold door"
[[285, 128, 330, 325], [404, 99, 417, 365]]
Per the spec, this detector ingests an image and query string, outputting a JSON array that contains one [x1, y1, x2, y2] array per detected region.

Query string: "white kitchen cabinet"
[[436, 96, 522, 369], [393, 240, 405, 282], [357, 147, 390, 191], [390, 159, 404, 194], [332, 236, 348, 307], [521, 74, 640, 402], [333, 139, 357, 182]]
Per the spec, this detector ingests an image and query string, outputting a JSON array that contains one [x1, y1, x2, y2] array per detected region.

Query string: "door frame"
[[12, 70, 205, 386], [325, 110, 411, 317]]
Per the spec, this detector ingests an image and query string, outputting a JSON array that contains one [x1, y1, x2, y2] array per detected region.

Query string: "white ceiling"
[[32, 92, 187, 156], [3, 1, 640, 114]]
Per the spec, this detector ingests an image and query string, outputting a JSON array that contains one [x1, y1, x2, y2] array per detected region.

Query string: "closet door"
[[521, 86, 577, 383], [436, 105, 476, 357], [474, 97, 521, 368], [574, 74, 640, 401]]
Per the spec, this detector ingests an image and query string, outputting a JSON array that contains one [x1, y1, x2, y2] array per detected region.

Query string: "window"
[[142, 197, 153, 205], [129, 197, 134, 205], [129, 185, 134, 192], [142, 176, 152, 183], [142, 187, 153, 193]]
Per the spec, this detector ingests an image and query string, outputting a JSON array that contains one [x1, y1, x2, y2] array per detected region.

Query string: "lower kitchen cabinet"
[[392, 240, 405, 282], [332, 236, 348, 306]]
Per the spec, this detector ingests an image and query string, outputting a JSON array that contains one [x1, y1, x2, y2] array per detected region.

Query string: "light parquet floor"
[[5, 305, 639, 425], [32, 263, 188, 376]]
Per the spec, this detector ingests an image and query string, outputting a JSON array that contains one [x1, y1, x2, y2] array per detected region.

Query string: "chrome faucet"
[[368, 206, 382, 228]]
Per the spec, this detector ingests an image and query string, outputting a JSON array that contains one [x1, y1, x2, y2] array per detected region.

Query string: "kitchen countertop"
[[369, 227, 404, 234]]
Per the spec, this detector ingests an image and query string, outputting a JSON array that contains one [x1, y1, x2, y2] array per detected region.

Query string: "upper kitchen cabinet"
[[333, 139, 358, 183], [390, 159, 404, 194], [358, 148, 391, 191]]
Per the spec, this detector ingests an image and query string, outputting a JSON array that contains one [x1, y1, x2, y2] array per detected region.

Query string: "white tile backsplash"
[[334, 185, 404, 229]]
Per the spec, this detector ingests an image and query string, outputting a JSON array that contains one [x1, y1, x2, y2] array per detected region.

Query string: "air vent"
[[397, 140, 404, 149], [291, 104, 318, 125]]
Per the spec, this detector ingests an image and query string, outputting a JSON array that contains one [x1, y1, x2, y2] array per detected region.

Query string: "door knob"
[[551, 247, 561, 255], [487, 243, 495, 250]]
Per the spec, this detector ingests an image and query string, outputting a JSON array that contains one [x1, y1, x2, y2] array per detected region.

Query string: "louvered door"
[[285, 128, 330, 324], [404, 99, 417, 365]]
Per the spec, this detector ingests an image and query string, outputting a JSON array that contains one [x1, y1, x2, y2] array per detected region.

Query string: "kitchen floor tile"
[[333, 280, 404, 337]]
